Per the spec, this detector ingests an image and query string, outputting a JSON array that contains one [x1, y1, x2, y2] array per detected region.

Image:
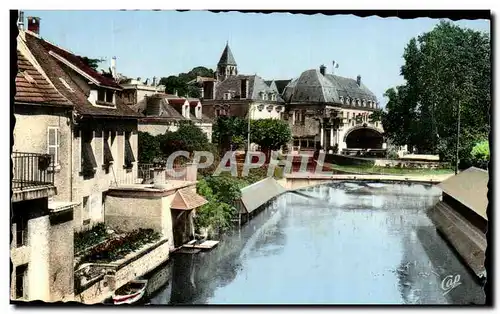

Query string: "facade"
[[200, 43, 285, 121], [23, 25, 142, 231], [129, 93, 213, 140], [12, 33, 75, 302], [119, 76, 165, 107], [282, 66, 385, 154]]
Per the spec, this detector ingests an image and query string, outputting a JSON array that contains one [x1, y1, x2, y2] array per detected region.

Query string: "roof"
[[274, 79, 292, 94], [132, 96, 185, 120], [24, 31, 142, 119], [217, 43, 237, 66], [170, 187, 208, 210], [239, 177, 286, 214], [35, 35, 121, 89], [15, 49, 71, 107], [438, 167, 489, 220], [214, 74, 284, 102], [282, 69, 377, 105]]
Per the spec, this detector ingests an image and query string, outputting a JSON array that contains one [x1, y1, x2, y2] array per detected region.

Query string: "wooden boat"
[[112, 279, 148, 305]]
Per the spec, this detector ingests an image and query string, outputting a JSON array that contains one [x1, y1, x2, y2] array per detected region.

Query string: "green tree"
[[250, 119, 292, 158], [79, 56, 105, 71], [470, 140, 489, 170], [160, 122, 213, 158], [159, 66, 215, 98], [212, 116, 248, 152], [383, 21, 490, 167], [138, 132, 162, 163]]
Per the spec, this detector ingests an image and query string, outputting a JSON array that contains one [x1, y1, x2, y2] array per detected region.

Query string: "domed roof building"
[[282, 65, 385, 156]]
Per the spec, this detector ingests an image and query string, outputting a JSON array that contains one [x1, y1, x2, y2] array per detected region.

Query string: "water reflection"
[[149, 182, 485, 305]]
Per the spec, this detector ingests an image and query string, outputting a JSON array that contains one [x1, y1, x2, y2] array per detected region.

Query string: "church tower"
[[216, 42, 238, 82]]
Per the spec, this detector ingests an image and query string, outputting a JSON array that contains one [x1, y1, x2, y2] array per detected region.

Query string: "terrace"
[[11, 152, 56, 202]]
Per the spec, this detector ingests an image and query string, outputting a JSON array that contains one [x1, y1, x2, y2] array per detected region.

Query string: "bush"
[[470, 140, 489, 169]]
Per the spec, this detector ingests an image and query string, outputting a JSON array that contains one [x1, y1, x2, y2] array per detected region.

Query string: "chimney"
[[110, 57, 117, 79], [152, 76, 156, 86], [319, 65, 326, 76], [357, 75, 361, 86], [240, 78, 248, 99], [18, 11, 25, 30], [27, 16, 40, 35], [174, 89, 178, 97]]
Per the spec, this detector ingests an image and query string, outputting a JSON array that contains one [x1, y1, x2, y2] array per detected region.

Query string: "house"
[[131, 93, 213, 141], [22, 18, 143, 231], [118, 76, 165, 107], [12, 32, 76, 302], [281, 65, 385, 155], [199, 43, 286, 121], [427, 167, 488, 280]]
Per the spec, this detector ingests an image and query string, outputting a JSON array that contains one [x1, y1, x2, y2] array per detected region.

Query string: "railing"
[[12, 152, 54, 190], [138, 163, 187, 184]]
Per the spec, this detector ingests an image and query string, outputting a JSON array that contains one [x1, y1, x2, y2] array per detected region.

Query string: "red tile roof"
[[15, 50, 71, 107], [36, 37, 121, 89], [170, 187, 208, 210], [167, 98, 187, 105], [24, 32, 142, 119]]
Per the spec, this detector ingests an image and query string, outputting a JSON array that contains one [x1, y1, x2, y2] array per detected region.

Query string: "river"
[[149, 181, 485, 305]]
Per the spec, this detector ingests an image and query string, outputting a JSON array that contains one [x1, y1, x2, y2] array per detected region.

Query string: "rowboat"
[[112, 279, 148, 305]]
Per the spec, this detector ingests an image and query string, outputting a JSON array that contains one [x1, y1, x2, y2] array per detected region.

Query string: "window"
[[82, 196, 90, 225], [271, 94, 276, 101], [15, 215, 28, 248], [223, 93, 231, 100], [47, 127, 59, 166], [81, 130, 97, 176], [15, 264, 28, 299], [339, 96, 344, 104], [97, 88, 115, 106], [300, 110, 305, 125], [266, 105, 273, 113], [124, 131, 135, 169], [103, 131, 114, 168]]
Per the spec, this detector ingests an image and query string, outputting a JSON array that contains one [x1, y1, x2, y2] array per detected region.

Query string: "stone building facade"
[[282, 66, 385, 154]]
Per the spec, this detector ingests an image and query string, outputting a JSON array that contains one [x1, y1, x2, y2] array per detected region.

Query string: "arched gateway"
[[344, 125, 384, 149]]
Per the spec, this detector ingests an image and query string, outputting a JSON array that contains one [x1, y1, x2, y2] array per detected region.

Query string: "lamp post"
[[247, 105, 254, 153]]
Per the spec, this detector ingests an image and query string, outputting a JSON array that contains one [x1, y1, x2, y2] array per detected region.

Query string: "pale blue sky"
[[23, 10, 490, 105]]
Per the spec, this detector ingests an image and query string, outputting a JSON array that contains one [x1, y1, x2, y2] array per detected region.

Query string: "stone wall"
[[105, 195, 163, 234], [75, 239, 170, 304]]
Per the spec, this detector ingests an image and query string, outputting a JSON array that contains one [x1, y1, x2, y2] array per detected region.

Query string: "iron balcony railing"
[[12, 152, 55, 190]]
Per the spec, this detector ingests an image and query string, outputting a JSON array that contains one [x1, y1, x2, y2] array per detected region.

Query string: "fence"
[[137, 163, 188, 184], [12, 152, 54, 190]]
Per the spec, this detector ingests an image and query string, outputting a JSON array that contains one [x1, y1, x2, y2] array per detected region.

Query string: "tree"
[[250, 119, 292, 158], [470, 140, 489, 170], [138, 132, 162, 163], [159, 66, 215, 98], [160, 122, 213, 158], [79, 56, 105, 71], [212, 116, 248, 152], [382, 21, 490, 167]]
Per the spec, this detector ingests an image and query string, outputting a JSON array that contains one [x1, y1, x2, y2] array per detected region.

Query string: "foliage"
[[382, 21, 490, 168], [138, 131, 162, 164], [470, 140, 489, 169], [74, 223, 108, 253], [79, 56, 105, 71], [195, 176, 241, 235], [250, 118, 292, 153], [212, 116, 248, 151], [160, 122, 214, 157], [79, 229, 161, 264], [159, 66, 215, 97]]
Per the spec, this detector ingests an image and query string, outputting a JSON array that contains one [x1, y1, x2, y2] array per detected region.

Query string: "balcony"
[[11, 152, 56, 202]]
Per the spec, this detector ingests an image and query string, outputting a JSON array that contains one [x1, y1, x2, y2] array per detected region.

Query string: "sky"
[[22, 10, 490, 106]]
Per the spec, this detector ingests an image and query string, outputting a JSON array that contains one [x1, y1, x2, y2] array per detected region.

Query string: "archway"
[[345, 127, 383, 149]]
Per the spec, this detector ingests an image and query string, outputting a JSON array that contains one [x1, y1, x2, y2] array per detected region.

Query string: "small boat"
[[112, 279, 148, 305]]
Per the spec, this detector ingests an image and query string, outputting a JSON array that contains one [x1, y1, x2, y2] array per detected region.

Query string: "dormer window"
[[223, 93, 231, 100], [362, 100, 366, 107], [271, 94, 277, 101], [93, 87, 116, 108], [346, 97, 351, 105], [339, 96, 344, 104]]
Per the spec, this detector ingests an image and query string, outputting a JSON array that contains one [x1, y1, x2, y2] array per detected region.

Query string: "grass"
[[326, 164, 455, 176]]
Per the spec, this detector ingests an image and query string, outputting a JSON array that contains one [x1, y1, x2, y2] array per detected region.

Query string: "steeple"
[[217, 42, 238, 82]]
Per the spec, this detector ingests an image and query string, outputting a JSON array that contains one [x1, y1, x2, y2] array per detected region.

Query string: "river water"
[[149, 182, 485, 305]]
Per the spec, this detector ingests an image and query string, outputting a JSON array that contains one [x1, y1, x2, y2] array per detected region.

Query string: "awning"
[[171, 187, 208, 211], [239, 177, 286, 214]]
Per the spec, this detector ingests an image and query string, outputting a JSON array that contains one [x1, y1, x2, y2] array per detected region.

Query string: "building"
[[22, 19, 142, 231], [281, 65, 385, 154], [427, 167, 488, 280], [200, 43, 286, 121], [12, 32, 75, 302], [119, 76, 165, 107]]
